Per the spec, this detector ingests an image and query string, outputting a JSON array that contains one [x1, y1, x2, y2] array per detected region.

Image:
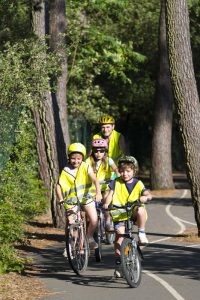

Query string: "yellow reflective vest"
[[110, 178, 145, 222], [93, 130, 124, 163], [85, 157, 112, 192], [58, 162, 96, 207]]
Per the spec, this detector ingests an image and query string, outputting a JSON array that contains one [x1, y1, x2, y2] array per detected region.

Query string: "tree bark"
[[151, 0, 174, 190], [32, 0, 66, 228], [166, 0, 200, 236], [49, 0, 70, 169]]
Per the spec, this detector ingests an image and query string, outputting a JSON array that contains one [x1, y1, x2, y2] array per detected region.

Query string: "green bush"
[[0, 108, 48, 273], [0, 244, 24, 274]]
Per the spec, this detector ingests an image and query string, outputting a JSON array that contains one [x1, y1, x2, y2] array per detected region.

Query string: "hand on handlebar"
[[58, 199, 64, 205], [103, 203, 109, 210], [95, 192, 102, 203], [140, 195, 151, 203]]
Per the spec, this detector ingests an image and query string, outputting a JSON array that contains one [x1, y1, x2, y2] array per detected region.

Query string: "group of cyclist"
[[56, 115, 152, 278]]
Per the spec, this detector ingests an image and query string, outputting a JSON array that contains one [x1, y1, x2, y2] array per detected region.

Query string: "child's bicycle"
[[108, 200, 144, 288], [94, 202, 115, 262], [59, 200, 90, 275]]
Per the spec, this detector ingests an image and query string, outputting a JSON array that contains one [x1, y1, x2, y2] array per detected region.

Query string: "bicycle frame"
[[59, 199, 89, 275], [108, 200, 143, 287]]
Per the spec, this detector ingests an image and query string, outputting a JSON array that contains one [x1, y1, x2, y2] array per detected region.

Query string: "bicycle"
[[94, 202, 104, 262], [108, 200, 144, 288], [59, 200, 90, 275], [94, 202, 115, 262]]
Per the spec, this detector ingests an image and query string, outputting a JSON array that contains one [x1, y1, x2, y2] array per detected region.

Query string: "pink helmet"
[[92, 138, 108, 148]]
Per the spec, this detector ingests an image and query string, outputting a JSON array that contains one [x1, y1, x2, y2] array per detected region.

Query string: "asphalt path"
[[30, 189, 200, 300]]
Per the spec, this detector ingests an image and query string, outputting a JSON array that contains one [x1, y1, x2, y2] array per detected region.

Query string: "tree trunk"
[[166, 0, 200, 236], [151, 0, 174, 190], [32, 0, 65, 228], [49, 0, 70, 170]]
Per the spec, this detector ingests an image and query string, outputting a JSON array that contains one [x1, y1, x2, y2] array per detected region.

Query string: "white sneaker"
[[138, 232, 148, 245], [88, 237, 98, 249], [63, 248, 67, 258], [114, 267, 123, 278]]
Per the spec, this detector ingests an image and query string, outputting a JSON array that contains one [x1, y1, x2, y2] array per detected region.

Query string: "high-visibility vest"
[[58, 162, 96, 206], [93, 130, 123, 163], [85, 157, 112, 192], [110, 178, 145, 222]]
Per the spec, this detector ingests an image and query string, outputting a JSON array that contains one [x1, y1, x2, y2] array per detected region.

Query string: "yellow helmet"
[[67, 143, 86, 158], [99, 115, 115, 124]]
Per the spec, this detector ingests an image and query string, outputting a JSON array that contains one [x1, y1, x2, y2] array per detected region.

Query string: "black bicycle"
[[59, 200, 89, 275], [94, 202, 115, 262], [94, 202, 104, 262], [109, 200, 143, 288]]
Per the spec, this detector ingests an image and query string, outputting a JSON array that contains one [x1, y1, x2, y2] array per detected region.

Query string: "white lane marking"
[[143, 270, 185, 300], [144, 189, 191, 300], [175, 218, 196, 226], [166, 189, 191, 234], [166, 205, 186, 234], [149, 236, 171, 244]]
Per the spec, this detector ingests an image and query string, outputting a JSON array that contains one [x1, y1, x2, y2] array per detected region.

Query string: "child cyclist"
[[86, 138, 120, 230], [103, 155, 152, 278], [56, 143, 102, 250]]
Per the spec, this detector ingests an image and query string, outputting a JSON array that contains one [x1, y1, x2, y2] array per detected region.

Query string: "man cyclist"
[[93, 115, 129, 164]]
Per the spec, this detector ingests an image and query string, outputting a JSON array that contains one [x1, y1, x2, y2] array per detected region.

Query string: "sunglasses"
[[93, 149, 105, 153]]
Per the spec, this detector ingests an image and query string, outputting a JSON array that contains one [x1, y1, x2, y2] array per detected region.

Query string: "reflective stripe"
[[58, 162, 96, 204], [99, 178, 111, 184], [110, 209, 126, 216], [65, 182, 93, 194]]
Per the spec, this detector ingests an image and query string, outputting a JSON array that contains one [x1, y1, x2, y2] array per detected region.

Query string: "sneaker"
[[138, 232, 148, 245], [88, 237, 98, 250], [63, 248, 67, 258], [114, 258, 123, 278], [114, 268, 123, 278]]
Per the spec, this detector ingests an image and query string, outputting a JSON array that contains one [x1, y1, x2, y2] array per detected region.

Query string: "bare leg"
[[135, 206, 147, 229], [114, 225, 125, 257], [83, 201, 98, 238]]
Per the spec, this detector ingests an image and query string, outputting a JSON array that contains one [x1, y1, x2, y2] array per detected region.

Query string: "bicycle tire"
[[121, 237, 142, 288], [94, 217, 102, 262], [66, 224, 89, 275]]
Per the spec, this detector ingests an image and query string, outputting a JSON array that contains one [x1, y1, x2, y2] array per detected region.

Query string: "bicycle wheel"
[[66, 224, 89, 275], [121, 238, 142, 288], [94, 218, 102, 262]]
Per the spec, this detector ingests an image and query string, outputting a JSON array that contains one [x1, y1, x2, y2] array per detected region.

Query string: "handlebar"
[[108, 200, 142, 211]]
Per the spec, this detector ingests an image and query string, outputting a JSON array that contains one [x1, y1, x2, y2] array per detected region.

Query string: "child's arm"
[[88, 170, 102, 202], [56, 184, 64, 203], [140, 189, 152, 203], [109, 157, 121, 177], [103, 189, 114, 209], [111, 162, 121, 177]]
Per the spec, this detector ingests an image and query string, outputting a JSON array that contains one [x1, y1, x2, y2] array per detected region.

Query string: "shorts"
[[113, 205, 147, 229], [64, 197, 95, 210]]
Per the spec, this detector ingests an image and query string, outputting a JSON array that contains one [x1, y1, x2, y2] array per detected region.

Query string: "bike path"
[[30, 189, 200, 300]]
